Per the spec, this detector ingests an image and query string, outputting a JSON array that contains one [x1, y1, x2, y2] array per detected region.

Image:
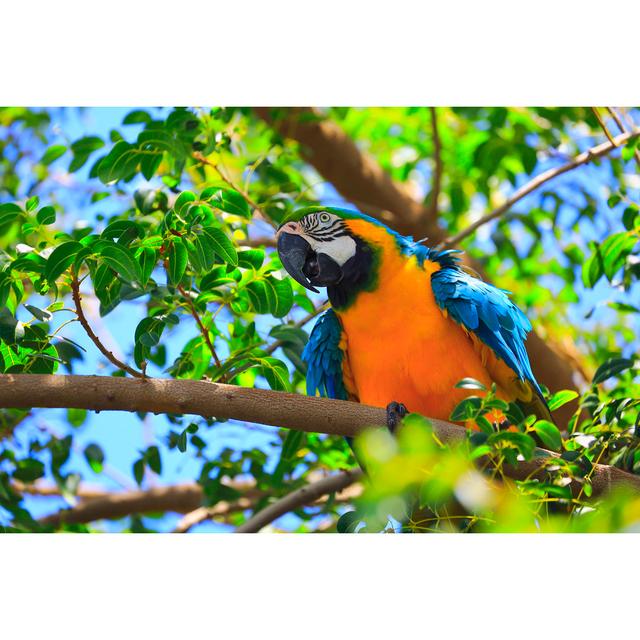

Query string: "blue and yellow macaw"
[[276, 206, 550, 430]]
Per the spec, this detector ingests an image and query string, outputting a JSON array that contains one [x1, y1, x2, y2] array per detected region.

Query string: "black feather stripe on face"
[[301, 214, 350, 242]]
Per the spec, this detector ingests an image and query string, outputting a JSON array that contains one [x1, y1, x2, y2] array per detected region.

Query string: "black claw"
[[386, 401, 409, 434]]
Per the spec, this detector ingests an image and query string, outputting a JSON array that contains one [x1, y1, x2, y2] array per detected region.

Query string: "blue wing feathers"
[[431, 267, 543, 398], [302, 309, 348, 401]]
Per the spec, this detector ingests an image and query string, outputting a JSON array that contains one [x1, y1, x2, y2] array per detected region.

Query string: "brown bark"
[[2, 374, 640, 505], [25, 473, 363, 530], [254, 107, 441, 239], [236, 469, 364, 533], [253, 107, 598, 423]]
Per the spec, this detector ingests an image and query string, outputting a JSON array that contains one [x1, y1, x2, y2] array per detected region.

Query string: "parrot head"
[[275, 207, 380, 304]]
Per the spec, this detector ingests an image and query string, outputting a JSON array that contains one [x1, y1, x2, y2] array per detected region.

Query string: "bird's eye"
[[319, 213, 331, 223]]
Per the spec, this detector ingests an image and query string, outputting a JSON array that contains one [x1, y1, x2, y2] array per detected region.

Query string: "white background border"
[[2, 0, 640, 636]]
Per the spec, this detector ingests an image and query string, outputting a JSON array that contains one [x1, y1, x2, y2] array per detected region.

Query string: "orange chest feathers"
[[334, 224, 504, 421]]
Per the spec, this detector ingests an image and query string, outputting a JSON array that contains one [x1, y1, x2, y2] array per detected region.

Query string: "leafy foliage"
[[0, 106, 639, 533]]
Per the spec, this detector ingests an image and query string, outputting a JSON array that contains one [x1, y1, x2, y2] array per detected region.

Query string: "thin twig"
[[426, 106, 443, 219], [235, 469, 364, 533], [439, 128, 640, 249], [174, 474, 363, 533], [176, 283, 225, 380], [606, 107, 626, 134], [192, 151, 276, 228], [70, 271, 144, 378], [591, 107, 618, 146], [606, 107, 640, 169]]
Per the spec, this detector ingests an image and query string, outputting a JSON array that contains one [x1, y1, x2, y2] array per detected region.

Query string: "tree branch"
[[254, 107, 439, 239], [2, 374, 640, 503], [39, 483, 207, 527], [20, 473, 362, 530], [241, 236, 276, 249], [439, 128, 640, 249], [235, 469, 364, 533], [426, 106, 443, 220], [70, 272, 144, 378], [606, 107, 640, 168], [176, 283, 225, 378]]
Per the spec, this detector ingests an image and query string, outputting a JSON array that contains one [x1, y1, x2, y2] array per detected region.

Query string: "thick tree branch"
[[235, 469, 364, 533], [21, 474, 362, 530], [37, 483, 206, 526], [439, 128, 640, 249], [254, 107, 439, 239], [2, 374, 640, 504]]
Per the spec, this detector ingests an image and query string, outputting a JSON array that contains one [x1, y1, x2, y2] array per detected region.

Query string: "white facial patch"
[[306, 234, 357, 266]]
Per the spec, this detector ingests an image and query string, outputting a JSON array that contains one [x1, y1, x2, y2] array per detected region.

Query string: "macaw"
[[276, 206, 550, 431]]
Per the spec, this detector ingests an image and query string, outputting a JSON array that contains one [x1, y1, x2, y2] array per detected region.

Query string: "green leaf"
[[188, 233, 216, 272], [202, 187, 251, 219], [260, 356, 290, 391], [592, 357, 635, 384], [246, 279, 270, 314], [623, 206, 639, 230], [36, 205, 56, 225], [84, 443, 105, 473], [13, 458, 45, 483], [337, 511, 361, 533], [600, 232, 637, 280], [174, 191, 196, 215], [133, 458, 145, 485], [70, 136, 105, 172], [201, 227, 238, 266], [487, 431, 536, 460], [44, 241, 83, 284], [269, 324, 308, 348], [100, 242, 142, 284], [0, 203, 22, 228], [24, 304, 52, 322], [200, 266, 237, 290], [26, 196, 40, 212], [140, 153, 162, 180], [41, 144, 67, 165], [265, 276, 293, 317], [97, 140, 140, 183], [621, 139, 638, 162], [238, 249, 265, 270], [167, 238, 188, 284], [532, 420, 562, 451], [582, 245, 603, 288], [547, 390, 579, 412], [67, 407, 87, 427], [123, 110, 152, 125], [145, 446, 162, 474], [450, 396, 483, 421], [138, 247, 157, 286]]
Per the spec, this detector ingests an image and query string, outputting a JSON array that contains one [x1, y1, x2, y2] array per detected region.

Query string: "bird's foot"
[[386, 401, 409, 434]]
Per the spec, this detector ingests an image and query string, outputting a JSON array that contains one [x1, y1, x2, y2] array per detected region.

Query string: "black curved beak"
[[277, 232, 343, 292]]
